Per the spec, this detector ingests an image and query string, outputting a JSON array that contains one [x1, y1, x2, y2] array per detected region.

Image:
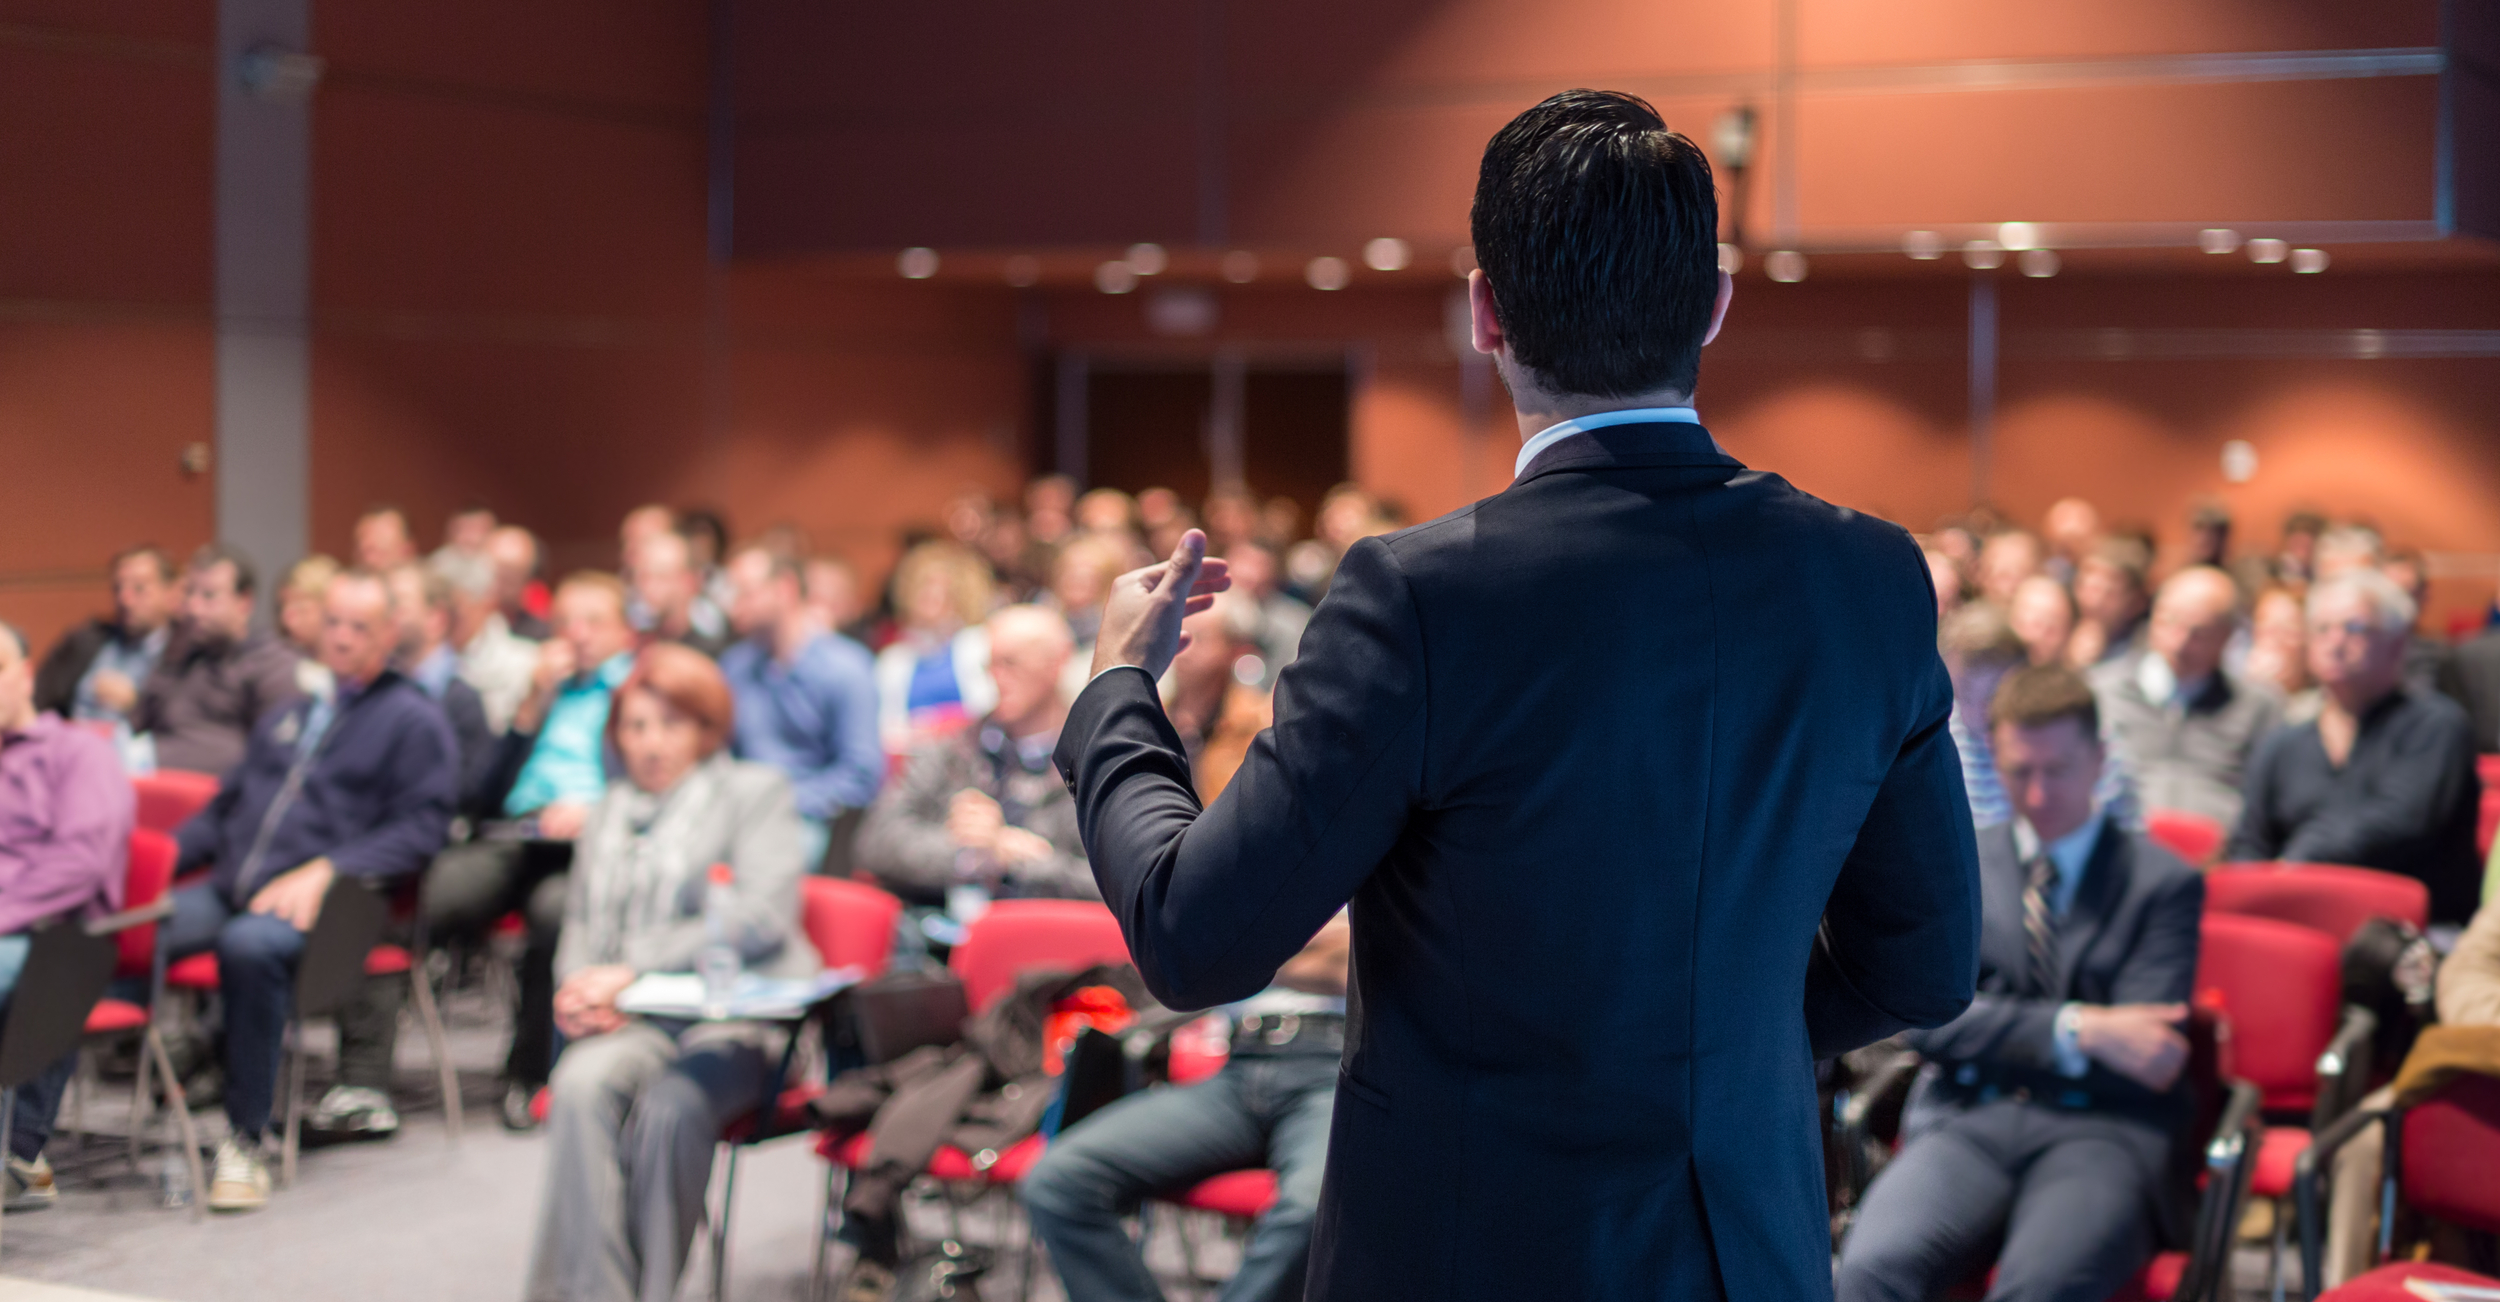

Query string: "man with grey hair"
[[2089, 566, 2281, 828], [2226, 568, 2481, 923], [433, 549, 537, 734]]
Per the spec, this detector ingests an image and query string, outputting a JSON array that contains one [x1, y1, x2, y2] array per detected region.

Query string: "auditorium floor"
[[0, 984, 2285, 1301]]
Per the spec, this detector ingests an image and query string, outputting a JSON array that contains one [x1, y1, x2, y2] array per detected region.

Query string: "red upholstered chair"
[[131, 770, 220, 835], [2206, 862, 2431, 945], [2196, 912, 2372, 1298], [78, 829, 208, 1209], [803, 877, 904, 980], [2144, 809, 2226, 867], [2301, 1074, 2500, 1299], [2316, 1263, 2500, 1301]]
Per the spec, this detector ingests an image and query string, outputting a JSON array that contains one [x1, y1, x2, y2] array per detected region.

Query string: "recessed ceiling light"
[[2198, 228, 2241, 254], [1363, 238, 1411, 272], [2246, 239, 2289, 265], [1096, 261, 1139, 294], [1763, 250, 1807, 283], [1997, 222, 2040, 252], [1902, 231, 1946, 260], [2018, 248, 2060, 278], [1717, 243, 1744, 274], [1448, 245, 1477, 277], [1961, 240, 2004, 270], [1305, 257, 1351, 290], [897, 247, 940, 279], [2289, 248, 2330, 274], [1126, 243, 1167, 275]]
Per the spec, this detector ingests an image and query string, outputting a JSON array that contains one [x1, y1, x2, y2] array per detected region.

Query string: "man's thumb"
[[1167, 528, 1208, 581]]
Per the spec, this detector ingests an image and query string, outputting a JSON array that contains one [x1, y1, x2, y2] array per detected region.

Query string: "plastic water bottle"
[[698, 862, 740, 1018], [160, 1146, 191, 1208]]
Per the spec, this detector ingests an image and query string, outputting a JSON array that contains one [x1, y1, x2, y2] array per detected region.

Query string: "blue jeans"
[[162, 885, 307, 1140], [1021, 1054, 1336, 1302], [0, 934, 75, 1163]]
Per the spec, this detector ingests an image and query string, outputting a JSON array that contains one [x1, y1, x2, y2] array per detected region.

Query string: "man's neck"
[[2323, 679, 2397, 725], [773, 613, 824, 663], [1502, 369, 1696, 442]]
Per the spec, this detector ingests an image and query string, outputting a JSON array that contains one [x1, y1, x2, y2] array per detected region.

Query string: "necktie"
[[2023, 852, 2061, 997]]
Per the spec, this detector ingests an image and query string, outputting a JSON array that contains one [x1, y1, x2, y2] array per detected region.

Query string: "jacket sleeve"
[[620, 769, 812, 975], [244, 641, 306, 733], [32, 622, 101, 718], [0, 733, 134, 929], [853, 744, 970, 900], [1807, 651, 1983, 1059], [323, 702, 455, 880], [1056, 536, 1427, 1012], [785, 649, 886, 819]]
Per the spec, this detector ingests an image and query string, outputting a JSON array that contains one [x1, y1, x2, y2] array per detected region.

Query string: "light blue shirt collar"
[[2012, 808, 2105, 919], [1513, 406, 1704, 480]]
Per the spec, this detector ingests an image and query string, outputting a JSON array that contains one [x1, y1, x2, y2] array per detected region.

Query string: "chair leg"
[[811, 1160, 839, 1302], [281, 1018, 305, 1188], [711, 1142, 740, 1301], [147, 1027, 209, 1217], [128, 1032, 155, 1171], [408, 964, 461, 1145], [2270, 1197, 2289, 1302]]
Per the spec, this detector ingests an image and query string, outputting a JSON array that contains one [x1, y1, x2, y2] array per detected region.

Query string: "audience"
[[2090, 566, 2283, 828], [2438, 587, 2500, 753], [430, 503, 497, 573], [164, 569, 456, 1211], [2068, 536, 2152, 667], [34, 546, 180, 732], [2009, 573, 2077, 668], [1164, 592, 1275, 800], [2243, 584, 2316, 713], [1837, 665, 2204, 1302], [438, 548, 541, 734], [718, 545, 884, 871], [627, 530, 732, 658], [354, 506, 420, 573], [134, 544, 302, 776], [490, 524, 552, 640], [2227, 570, 2482, 922], [525, 644, 815, 1302], [1221, 540, 1311, 691], [386, 565, 495, 803], [872, 541, 997, 752], [277, 554, 342, 701], [0, 620, 135, 1211], [857, 605, 1092, 906], [1976, 528, 2046, 609]]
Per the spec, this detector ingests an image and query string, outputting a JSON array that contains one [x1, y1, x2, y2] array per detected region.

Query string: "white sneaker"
[[207, 1137, 271, 1213], [306, 1085, 400, 1138], [4, 1154, 55, 1211]]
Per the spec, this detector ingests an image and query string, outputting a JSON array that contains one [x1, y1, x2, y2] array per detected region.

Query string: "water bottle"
[[698, 862, 741, 1018], [160, 1145, 191, 1208], [947, 849, 993, 925]]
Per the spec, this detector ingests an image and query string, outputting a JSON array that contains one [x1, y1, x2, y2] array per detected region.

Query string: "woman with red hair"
[[525, 643, 815, 1302]]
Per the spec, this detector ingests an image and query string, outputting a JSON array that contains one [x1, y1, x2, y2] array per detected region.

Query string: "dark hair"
[[1989, 664, 2101, 739], [112, 545, 176, 583], [677, 507, 730, 559], [1469, 89, 1720, 399], [189, 542, 259, 596]]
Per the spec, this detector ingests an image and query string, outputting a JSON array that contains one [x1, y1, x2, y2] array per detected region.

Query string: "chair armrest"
[[1833, 1050, 1923, 1212], [2179, 1079, 2265, 1302], [2310, 1005, 2379, 1132], [2292, 1104, 2392, 1301], [83, 894, 174, 937]]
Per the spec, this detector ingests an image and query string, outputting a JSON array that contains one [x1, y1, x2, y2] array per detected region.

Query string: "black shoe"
[[499, 1081, 542, 1132]]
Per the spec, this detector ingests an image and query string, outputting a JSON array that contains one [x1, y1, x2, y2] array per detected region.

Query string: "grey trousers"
[[524, 1019, 778, 1302]]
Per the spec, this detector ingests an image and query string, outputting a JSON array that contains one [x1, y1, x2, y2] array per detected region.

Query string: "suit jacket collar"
[[2051, 824, 2131, 996], [1511, 421, 1743, 488]]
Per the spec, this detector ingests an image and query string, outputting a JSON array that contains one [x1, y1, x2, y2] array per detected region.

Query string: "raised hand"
[[1090, 529, 1231, 680]]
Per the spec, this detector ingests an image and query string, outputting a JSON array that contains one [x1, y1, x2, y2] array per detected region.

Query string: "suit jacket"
[[1056, 422, 1982, 1302]]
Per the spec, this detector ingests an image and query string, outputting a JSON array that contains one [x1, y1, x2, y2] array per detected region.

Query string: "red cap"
[[708, 862, 734, 885]]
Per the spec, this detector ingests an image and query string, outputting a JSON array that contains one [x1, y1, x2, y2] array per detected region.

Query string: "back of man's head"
[[1471, 89, 1719, 399]]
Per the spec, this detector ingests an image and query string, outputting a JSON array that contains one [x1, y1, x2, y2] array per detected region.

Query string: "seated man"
[[0, 620, 136, 1210], [719, 544, 884, 871], [163, 569, 455, 1212], [627, 529, 731, 659], [33, 545, 181, 733], [856, 605, 1095, 907], [1837, 665, 2203, 1302], [2090, 565, 2282, 829], [1021, 912, 1346, 1302], [134, 543, 302, 776], [2227, 570, 2481, 924], [428, 571, 640, 1129]]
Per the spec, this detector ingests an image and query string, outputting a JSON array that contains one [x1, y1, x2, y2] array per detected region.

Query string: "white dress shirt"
[[1513, 406, 1705, 480]]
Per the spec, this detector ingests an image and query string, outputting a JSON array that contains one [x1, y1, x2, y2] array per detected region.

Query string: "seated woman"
[[524, 643, 817, 1302]]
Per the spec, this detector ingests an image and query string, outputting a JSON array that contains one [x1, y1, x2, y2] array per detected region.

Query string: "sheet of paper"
[[614, 967, 863, 1020]]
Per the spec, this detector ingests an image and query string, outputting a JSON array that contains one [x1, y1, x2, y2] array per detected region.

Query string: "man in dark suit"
[[1836, 665, 2204, 1302], [1054, 90, 1981, 1302]]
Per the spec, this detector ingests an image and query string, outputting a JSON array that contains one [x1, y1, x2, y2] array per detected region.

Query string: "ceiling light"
[[1220, 251, 1260, 283], [1902, 231, 1946, 260], [1961, 240, 2004, 270], [2289, 248, 2330, 274], [1997, 222, 2040, 252], [2246, 239, 2289, 265], [1363, 238, 1411, 272], [2220, 440, 2258, 483], [1145, 287, 1218, 337], [1002, 255, 1040, 288], [1305, 257, 1350, 290], [2018, 248, 2060, 278], [1763, 250, 1807, 283], [1711, 105, 1759, 171], [1126, 243, 1167, 275], [897, 247, 940, 279], [2198, 228, 2241, 254], [1717, 243, 1744, 274], [1095, 261, 1139, 294], [1448, 245, 1478, 277]]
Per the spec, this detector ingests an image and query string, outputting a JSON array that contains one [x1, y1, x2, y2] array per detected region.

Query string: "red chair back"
[[801, 877, 903, 978], [2206, 861, 2430, 944], [2144, 809, 2226, 866], [948, 900, 1131, 1013], [2195, 912, 2343, 1113], [119, 828, 179, 980], [2398, 1073, 2500, 1236], [133, 770, 220, 834]]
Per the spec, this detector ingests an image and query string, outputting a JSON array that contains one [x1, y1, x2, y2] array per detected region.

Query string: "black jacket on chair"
[[1055, 421, 1982, 1302]]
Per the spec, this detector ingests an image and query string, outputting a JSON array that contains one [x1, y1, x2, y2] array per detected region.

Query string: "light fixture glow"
[[1763, 250, 1807, 283], [1449, 245, 1478, 278], [2018, 248, 2061, 278], [2289, 248, 2330, 274], [1997, 222, 2040, 252], [1220, 251, 1260, 283], [1002, 255, 1040, 287], [2246, 239, 2289, 265], [1961, 240, 2005, 270], [1902, 231, 1946, 260], [2220, 440, 2258, 484], [1363, 238, 1411, 272], [2198, 228, 2242, 254], [897, 247, 940, 279], [1126, 243, 1167, 275], [1716, 243, 1744, 274], [1095, 261, 1139, 294], [1305, 256, 1350, 291]]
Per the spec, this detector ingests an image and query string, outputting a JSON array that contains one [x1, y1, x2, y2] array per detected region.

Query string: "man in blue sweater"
[[165, 568, 456, 1212], [718, 544, 884, 871]]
